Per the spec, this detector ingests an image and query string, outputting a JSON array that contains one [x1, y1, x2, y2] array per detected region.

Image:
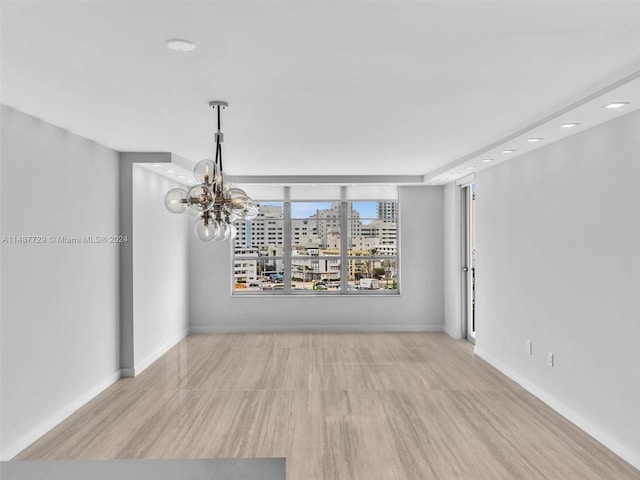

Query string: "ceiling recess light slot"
[[527, 138, 543, 143], [561, 123, 580, 128], [465, 166, 475, 170], [166, 39, 196, 52], [603, 102, 630, 109], [152, 164, 163, 167], [482, 159, 493, 163], [164, 169, 175, 173], [502, 149, 516, 154]]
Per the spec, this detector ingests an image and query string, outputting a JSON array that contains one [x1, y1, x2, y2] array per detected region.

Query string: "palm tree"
[[364, 248, 378, 278]]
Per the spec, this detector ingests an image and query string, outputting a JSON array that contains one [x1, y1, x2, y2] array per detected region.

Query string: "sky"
[[265, 201, 380, 218]]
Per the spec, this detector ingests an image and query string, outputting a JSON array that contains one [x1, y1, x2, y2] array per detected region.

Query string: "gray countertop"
[[0, 458, 286, 480]]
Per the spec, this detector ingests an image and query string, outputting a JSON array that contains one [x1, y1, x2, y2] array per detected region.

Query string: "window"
[[232, 199, 398, 294]]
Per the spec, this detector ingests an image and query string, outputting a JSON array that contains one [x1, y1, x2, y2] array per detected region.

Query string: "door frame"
[[460, 182, 475, 343]]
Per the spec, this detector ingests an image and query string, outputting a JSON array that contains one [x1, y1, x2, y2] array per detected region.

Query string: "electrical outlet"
[[548, 352, 554, 367], [526, 340, 532, 355], [241, 305, 248, 315]]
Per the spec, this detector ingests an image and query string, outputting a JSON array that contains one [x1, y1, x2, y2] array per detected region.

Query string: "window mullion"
[[339, 196, 348, 293], [284, 188, 292, 295]]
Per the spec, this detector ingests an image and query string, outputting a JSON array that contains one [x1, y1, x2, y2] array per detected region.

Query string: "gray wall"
[[131, 165, 189, 372], [474, 109, 640, 468], [443, 181, 463, 339], [0, 106, 120, 459], [189, 186, 444, 331]]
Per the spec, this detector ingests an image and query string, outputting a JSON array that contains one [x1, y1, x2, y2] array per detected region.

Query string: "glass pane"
[[291, 219, 341, 253], [291, 201, 342, 255], [235, 222, 285, 252], [347, 201, 397, 256], [347, 221, 397, 256], [291, 258, 341, 292], [233, 258, 285, 292], [349, 201, 396, 221], [234, 202, 284, 251], [347, 257, 398, 291], [291, 202, 337, 219]]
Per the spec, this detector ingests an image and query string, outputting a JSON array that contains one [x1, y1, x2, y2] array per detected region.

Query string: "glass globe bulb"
[[228, 196, 250, 211], [244, 203, 259, 221], [186, 205, 202, 217], [223, 207, 241, 222], [193, 159, 215, 184], [187, 184, 214, 212], [214, 221, 234, 241], [194, 218, 216, 242], [222, 180, 237, 193], [224, 187, 251, 215], [225, 187, 249, 199], [227, 223, 238, 240], [164, 188, 188, 214]]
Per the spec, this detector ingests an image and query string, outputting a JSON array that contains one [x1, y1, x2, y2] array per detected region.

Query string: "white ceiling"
[[2, 1, 640, 182]]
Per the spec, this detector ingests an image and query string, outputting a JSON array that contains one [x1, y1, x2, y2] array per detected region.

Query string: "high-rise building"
[[377, 201, 397, 221]]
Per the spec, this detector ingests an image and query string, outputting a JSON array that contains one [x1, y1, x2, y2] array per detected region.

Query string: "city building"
[[377, 201, 397, 221]]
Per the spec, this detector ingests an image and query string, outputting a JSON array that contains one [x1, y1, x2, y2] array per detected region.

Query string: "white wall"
[[474, 109, 640, 468], [189, 186, 444, 331], [131, 165, 189, 373], [443, 182, 463, 339], [0, 106, 120, 459]]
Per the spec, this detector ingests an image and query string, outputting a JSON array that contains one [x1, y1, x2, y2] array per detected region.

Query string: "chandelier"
[[164, 101, 258, 241]]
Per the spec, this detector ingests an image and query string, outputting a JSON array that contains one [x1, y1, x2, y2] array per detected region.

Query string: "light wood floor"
[[17, 333, 640, 479]]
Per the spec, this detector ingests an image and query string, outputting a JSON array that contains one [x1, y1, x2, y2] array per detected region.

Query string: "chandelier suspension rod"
[[214, 104, 223, 174]]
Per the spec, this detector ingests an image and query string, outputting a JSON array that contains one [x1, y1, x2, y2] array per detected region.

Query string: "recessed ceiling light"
[[186, 180, 194, 183], [465, 166, 475, 170], [482, 159, 493, 163], [527, 138, 543, 143], [603, 102, 630, 109], [152, 164, 163, 167], [561, 123, 580, 128], [502, 149, 516, 154], [164, 169, 175, 173], [166, 39, 195, 52]]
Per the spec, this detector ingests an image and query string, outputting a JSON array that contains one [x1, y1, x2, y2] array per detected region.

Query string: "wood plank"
[[15, 333, 640, 479]]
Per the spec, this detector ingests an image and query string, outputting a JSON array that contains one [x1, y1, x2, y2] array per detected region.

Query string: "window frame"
[[231, 195, 399, 296]]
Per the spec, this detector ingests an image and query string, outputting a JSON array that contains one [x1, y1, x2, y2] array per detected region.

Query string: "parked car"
[[358, 278, 380, 290]]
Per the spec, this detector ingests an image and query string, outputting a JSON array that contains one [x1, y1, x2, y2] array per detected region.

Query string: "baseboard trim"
[[474, 347, 640, 471], [443, 325, 462, 339], [0, 370, 121, 461], [120, 367, 136, 378], [190, 324, 444, 333], [131, 328, 189, 376]]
